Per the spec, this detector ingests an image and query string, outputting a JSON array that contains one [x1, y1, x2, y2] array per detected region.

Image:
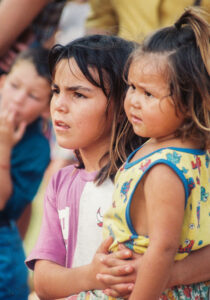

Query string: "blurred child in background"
[[0, 47, 51, 300]]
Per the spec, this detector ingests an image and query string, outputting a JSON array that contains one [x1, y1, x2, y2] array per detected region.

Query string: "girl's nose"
[[53, 94, 68, 113], [128, 90, 141, 109]]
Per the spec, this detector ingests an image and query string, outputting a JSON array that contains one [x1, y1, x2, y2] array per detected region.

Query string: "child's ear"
[[41, 105, 51, 120], [0, 74, 7, 89]]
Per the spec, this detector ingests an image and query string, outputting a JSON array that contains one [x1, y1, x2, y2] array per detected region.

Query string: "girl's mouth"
[[130, 114, 142, 124], [54, 120, 70, 129]]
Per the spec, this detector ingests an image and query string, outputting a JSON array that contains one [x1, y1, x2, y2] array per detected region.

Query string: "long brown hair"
[[49, 35, 142, 185], [130, 7, 210, 149]]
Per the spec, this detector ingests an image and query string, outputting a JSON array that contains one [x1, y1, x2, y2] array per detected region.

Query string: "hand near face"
[[0, 103, 26, 148]]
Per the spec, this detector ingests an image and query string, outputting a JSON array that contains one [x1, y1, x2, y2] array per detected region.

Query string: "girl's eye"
[[51, 88, 59, 95], [144, 90, 154, 98], [128, 84, 136, 91], [29, 94, 39, 100], [73, 92, 86, 99]]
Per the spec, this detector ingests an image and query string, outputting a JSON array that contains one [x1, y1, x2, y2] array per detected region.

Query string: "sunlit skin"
[[122, 54, 199, 300], [50, 58, 114, 172], [0, 58, 51, 214], [124, 55, 187, 248], [0, 60, 51, 127], [124, 54, 185, 146]]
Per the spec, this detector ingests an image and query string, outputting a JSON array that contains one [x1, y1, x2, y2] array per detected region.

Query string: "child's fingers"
[[0, 108, 15, 130], [103, 283, 134, 298], [96, 236, 113, 254], [118, 243, 128, 250], [14, 121, 26, 144], [0, 109, 16, 147], [101, 249, 133, 267], [7, 109, 16, 123], [115, 248, 133, 259], [103, 249, 143, 271], [97, 272, 135, 285], [111, 264, 134, 276], [99, 265, 135, 277], [99, 263, 134, 277]]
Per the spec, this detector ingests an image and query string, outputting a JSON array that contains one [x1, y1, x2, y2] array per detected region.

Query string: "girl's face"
[[51, 58, 113, 153], [124, 54, 184, 141], [0, 60, 51, 126]]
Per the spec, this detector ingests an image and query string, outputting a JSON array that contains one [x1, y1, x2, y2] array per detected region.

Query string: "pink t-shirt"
[[26, 165, 114, 269]]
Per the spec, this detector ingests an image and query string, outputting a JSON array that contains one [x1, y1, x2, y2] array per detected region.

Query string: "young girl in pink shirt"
[[26, 34, 210, 299]]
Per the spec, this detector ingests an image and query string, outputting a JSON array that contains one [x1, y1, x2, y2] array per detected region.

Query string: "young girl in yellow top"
[[97, 7, 210, 300], [104, 9, 210, 300]]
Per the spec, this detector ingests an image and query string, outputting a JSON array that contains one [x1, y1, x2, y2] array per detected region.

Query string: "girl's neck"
[[133, 136, 200, 162], [148, 135, 199, 149], [79, 139, 110, 173], [149, 134, 181, 145]]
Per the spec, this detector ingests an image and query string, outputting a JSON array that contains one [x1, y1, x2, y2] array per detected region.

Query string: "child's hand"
[[0, 106, 26, 148], [97, 244, 136, 297], [92, 239, 140, 298], [88, 237, 115, 290]]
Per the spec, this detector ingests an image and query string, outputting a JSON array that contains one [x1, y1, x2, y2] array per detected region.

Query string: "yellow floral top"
[[103, 147, 210, 260]]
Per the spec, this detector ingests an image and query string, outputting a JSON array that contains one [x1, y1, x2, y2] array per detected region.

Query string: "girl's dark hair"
[[130, 7, 210, 149], [49, 34, 142, 184], [10, 47, 51, 83]]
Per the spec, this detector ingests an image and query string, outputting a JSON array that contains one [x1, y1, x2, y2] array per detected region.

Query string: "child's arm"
[[34, 237, 126, 299], [169, 245, 210, 286], [0, 0, 50, 56], [96, 245, 210, 298], [0, 107, 25, 208], [34, 260, 97, 299], [129, 164, 185, 300]]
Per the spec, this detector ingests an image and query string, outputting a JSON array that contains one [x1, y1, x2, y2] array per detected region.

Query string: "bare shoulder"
[[144, 163, 185, 201], [146, 163, 181, 181]]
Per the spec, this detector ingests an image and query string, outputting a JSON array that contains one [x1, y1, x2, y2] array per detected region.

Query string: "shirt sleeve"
[[25, 174, 66, 270], [4, 133, 50, 220]]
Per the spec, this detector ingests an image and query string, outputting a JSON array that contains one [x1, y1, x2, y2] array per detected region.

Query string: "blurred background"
[[0, 0, 208, 299], [24, 2, 90, 298]]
